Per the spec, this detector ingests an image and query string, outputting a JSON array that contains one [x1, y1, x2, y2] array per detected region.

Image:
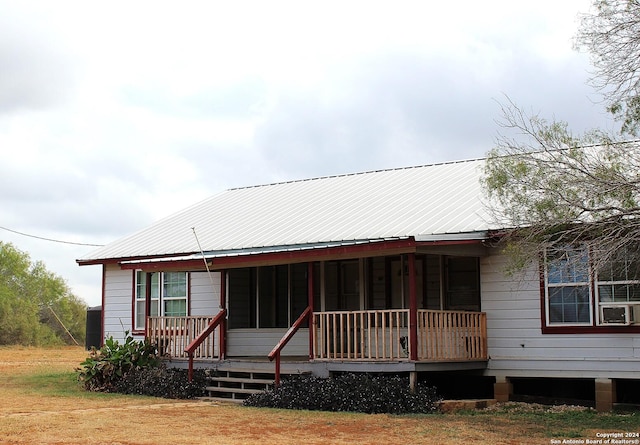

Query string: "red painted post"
[[219, 270, 227, 359], [307, 262, 314, 360], [144, 272, 152, 337], [188, 352, 194, 382], [274, 351, 281, 386], [408, 253, 418, 361]]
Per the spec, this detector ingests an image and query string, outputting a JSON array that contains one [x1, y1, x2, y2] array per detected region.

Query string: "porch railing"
[[417, 310, 487, 361], [147, 315, 221, 360], [314, 310, 410, 361], [268, 306, 312, 386], [185, 309, 227, 382], [313, 309, 487, 362]]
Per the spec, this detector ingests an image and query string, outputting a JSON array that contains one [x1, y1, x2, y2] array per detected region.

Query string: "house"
[[77, 159, 640, 411]]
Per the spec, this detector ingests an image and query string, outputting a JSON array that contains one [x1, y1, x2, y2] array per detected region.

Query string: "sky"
[[0, 0, 613, 307]]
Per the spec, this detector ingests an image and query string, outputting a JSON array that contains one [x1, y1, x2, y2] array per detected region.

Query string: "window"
[[596, 250, 640, 324], [162, 272, 188, 316], [543, 245, 640, 329], [134, 271, 188, 331], [545, 247, 592, 325]]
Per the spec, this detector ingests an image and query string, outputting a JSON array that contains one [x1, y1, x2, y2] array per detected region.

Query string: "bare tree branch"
[[483, 102, 640, 273], [576, 0, 640, 134]]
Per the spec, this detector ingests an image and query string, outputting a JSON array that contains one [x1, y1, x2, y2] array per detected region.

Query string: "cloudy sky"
[[1, 0, 613, 307]]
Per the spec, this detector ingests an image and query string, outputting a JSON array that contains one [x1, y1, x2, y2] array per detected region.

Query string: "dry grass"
[[0, 347, 636, 444]]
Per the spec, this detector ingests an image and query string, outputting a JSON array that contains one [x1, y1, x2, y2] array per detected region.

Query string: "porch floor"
[[168, 357, 488, 377]]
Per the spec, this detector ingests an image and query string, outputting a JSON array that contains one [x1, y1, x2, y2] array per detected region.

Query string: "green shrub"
[[77, 332, 159, 391], [243, 373, 441, 414], [112, 365, 207, 399]]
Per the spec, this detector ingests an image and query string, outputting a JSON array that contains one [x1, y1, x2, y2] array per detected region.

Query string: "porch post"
[[144, 272, 152, 336], [308, 262, 315, 360], [408, 253, 418, 361], [219, 269, 227, 359]]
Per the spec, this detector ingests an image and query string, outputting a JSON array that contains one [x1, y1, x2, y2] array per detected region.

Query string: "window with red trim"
[[134, 271, 188, 331], [543, 246, 640, 329]]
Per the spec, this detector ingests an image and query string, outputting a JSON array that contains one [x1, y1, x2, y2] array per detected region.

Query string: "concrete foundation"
[[493, 376, 512, 403], [595, 378, 616, 413]]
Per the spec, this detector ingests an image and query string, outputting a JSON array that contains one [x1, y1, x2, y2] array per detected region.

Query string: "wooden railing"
[[268, 306, 311, 386], [147, 315, 222, 360], [417, 310, 487, 361], [313, 309, 487, 362], [314, 310, 410, 361], [184, 310, 227, 382]]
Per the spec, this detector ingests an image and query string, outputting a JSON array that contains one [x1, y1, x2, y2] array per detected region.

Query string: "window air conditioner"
[[601, 305, 634, 325]]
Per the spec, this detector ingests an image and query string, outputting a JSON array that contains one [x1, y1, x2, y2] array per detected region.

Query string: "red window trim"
[[130, 270, 191, 335], [539, 256, 640, 334]]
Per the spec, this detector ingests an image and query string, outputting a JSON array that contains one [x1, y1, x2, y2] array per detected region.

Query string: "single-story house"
[[77, 158, 640, 411]]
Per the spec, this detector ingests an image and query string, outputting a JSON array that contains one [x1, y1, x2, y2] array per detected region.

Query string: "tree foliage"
[[576, 0, 640, 135], [483, 1, 640, 270], [483, 103, 640, 271], [0, 241, 87, 345]]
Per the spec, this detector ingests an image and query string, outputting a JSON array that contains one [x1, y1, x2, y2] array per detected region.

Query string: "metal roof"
[[78, 158, 497, 263]]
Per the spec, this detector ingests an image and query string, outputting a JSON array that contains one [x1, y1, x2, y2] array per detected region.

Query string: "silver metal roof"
[[78, 158, 496, 263]]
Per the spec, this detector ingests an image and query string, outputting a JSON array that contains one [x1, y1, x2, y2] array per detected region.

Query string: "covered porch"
[[147, 308, 487, 363], [140, 243, 489, 381]]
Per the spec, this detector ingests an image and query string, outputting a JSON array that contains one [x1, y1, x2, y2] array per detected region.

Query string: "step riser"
[[204, 368, 310, 401]]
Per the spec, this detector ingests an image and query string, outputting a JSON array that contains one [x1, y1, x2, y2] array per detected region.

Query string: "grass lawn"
[[0, 346, 639, 444]]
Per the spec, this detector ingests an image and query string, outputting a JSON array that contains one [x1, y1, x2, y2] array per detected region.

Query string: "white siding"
[[482, 252, 640, 379], [103, 265, 134, 342], [227, 328, 309, 357], [103, 269, 221, 343], [190, 271, 220, 316]]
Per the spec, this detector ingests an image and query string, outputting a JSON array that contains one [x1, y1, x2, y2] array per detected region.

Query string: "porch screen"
[[445, 257, 480, 312], [228, 264, 310, 329]]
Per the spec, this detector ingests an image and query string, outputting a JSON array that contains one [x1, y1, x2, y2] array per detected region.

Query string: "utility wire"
[[0, 225, 104, 247]]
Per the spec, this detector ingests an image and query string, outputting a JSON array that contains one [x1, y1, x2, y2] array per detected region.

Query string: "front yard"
[[0, 346, 638, 444]]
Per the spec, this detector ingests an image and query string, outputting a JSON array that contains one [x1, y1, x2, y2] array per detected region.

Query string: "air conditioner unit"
[[601, 305, 634, 325]]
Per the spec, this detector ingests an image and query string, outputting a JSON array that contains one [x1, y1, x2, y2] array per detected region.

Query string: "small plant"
[[77, 331, 159, 392], [244, 373, 441, 414]]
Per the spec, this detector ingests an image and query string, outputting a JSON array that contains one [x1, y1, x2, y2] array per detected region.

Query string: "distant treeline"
[[0, 242, 86, 346]]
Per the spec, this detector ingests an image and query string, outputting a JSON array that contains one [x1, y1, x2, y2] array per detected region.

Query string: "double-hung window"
[[544, 245, 640, 329], [544, 246, 592, 326], [596, 250, 640, 324], [134, 271, 188, 331]]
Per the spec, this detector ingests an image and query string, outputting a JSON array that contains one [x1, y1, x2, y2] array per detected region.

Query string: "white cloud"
[[0, 0, 605, 306]]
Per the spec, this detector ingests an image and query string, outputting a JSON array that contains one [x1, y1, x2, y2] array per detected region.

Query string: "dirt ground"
[[0, 347, 613, 444]]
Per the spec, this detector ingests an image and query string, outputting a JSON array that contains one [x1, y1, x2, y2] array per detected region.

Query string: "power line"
[[0, 225, 104, 247]]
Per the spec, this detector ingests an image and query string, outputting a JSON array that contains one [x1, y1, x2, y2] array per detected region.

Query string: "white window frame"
[[134, 271, 188, 331], [595, 252, 640, 325], [544, 246, 593, 327]]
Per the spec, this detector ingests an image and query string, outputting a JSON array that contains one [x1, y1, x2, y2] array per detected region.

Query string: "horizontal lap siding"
[[103, 265, 133, 343], [227, 328, 308, 357], [103, 269, 220, 344], [190, 272, 220, 316], [481, 252, 640, 379]]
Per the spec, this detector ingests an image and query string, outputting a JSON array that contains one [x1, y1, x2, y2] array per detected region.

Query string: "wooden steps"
[[201, 367, 309, 403]]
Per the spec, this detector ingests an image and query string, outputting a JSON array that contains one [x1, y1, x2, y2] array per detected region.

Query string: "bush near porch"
[[244, 373, 441, 414], [77, 333, 206, 399]]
